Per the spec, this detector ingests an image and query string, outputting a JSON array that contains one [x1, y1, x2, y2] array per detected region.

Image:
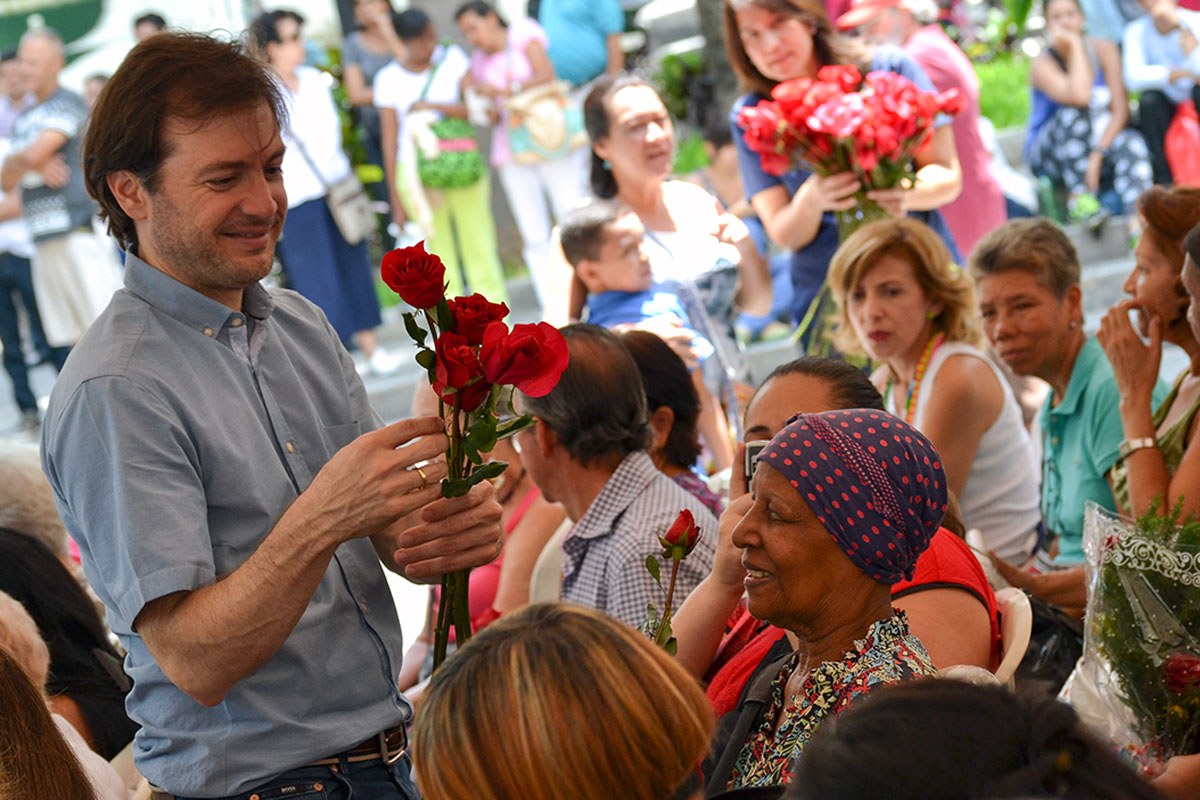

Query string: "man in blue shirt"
[[538, 0, 625, 87], [42, 33, 502, 800]]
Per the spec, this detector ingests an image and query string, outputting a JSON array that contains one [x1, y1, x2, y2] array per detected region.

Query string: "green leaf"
[[466, 412, 498, 455], [441, 478, 471, 498], [496, 415, 535, 440], [436, 298, 454, 332], [463, 438, 482, 465], [415, 348, 435, 370], [402, 312, 428, 347], [465, 460, 507, 487], [644, 554, 661, 585], [664, 637, 678, 656]]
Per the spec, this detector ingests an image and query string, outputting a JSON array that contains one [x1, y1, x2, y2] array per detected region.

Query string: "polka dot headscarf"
[[757, 409, 948, 584]]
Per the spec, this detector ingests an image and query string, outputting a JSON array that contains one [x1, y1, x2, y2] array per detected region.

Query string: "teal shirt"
[[1038, 337, 1167, 563], [538, 0, 624, 86]]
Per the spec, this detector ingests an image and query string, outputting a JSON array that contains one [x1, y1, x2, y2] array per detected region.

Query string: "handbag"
[[505, 80, 588, 165], [416, 45, 485, 189], [502, 40, 586, 165], [287, 125, 376, 246]]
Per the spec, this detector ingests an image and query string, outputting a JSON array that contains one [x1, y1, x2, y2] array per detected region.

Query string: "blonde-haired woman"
[[413, 603, 714, 800], [828, 218, 1041, 563]]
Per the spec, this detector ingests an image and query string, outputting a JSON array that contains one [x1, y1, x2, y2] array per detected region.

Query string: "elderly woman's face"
[[733, 464, 871, 630], [978, 270, 1079, 379], [593, 85, 674, 185], [1124, 233, 1190, 338]]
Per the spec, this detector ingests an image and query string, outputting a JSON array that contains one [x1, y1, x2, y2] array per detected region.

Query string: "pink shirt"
[[470, 16, 549, 166], [904, 26, 1006, 258]]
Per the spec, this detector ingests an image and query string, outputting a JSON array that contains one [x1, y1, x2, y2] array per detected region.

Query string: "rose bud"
[[659, 509, 699, 560], [1164, 651, 1200, 695]]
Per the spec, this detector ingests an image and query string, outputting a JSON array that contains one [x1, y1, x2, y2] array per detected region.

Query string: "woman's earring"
[[926, 309, 938, 320], [602, 160, 611, 170]]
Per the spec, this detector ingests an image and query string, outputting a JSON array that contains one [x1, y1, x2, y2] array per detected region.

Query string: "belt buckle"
[[379, 728, 406, 765]]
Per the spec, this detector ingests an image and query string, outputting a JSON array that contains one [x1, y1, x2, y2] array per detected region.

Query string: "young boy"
[[560, 200, 713, 365], [560, 200, 733, 468]]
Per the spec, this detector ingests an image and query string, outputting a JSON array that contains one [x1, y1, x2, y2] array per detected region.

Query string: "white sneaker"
[[367, 348, 403, 375]]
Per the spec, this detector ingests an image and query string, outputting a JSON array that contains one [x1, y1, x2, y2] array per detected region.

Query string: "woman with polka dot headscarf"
[[708, 408, 945, 793]]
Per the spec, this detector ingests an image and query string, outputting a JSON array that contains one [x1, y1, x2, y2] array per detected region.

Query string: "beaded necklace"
[[885, 333, 944, 424]]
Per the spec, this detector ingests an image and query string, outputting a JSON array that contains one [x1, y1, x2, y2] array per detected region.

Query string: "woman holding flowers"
[[725, 0, 962, 324], [1100, 186, 1200, 518], [827, 218, 1041, 563]]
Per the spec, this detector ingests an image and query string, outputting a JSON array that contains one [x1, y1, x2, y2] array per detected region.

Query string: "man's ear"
[[534, 418, 559, 460], [106, 170, 150, 222]]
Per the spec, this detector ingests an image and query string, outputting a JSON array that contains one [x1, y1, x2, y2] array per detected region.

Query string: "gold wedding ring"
[[415, 466, 428, 491]]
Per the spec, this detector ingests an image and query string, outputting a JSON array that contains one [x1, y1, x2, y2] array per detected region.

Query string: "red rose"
[[816, 64, 862, 93], [447, 294, 510, 346], [433, 331, 490, 412], [760, 148, 792, 176], [855, 144, 879, 173], [772, 77, 815, 121], [481, 321, 569, 397], [1164, 651, 1200, 694], [938, 88, 966, 116], [659, 509, 700, 560], [737, 103, 784, 154], [381, 241, 446, 309], [874, 123, 901, 157]]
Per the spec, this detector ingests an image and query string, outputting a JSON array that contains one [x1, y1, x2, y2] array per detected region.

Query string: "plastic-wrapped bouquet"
[[1072, 501, 1200, 772]]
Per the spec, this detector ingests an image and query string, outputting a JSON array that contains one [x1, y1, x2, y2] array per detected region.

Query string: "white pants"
[[497, 148, 588, 312], [32, 228, 123, 347]]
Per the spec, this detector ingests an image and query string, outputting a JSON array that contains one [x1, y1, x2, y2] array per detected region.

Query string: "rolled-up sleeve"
[[44, 376, 215, 632]]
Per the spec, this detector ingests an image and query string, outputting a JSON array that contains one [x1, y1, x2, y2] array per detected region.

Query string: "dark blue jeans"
[[169, 754, 420, 800], [0, 251, 63, 412]]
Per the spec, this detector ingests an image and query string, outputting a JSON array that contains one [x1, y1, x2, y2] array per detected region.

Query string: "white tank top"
[[886, 340, 1042, 562]]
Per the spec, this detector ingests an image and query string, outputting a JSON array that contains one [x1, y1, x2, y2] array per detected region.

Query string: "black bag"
[[1013, 589, 1084, 696]]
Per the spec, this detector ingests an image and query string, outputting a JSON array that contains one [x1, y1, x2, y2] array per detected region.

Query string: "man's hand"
[[390, 480, 504, 582], [297, 417, 450, 548]]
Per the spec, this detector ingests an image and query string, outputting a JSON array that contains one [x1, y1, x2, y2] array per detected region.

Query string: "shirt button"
[[285, 441, 295, 453], [231, 318, 243, 327], [1051, 437, 1059, 445], [203, 327, 213, 337]]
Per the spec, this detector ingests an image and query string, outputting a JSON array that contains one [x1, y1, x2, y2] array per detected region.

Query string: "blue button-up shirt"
[[42, 254, 409, 797], [539, 0, 624, 86]]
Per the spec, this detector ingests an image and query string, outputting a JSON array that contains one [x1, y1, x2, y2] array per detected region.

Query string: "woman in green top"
[[1099, 186, 1200, 518]]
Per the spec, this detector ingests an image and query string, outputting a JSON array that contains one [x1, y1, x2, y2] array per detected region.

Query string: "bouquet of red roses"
[[738, 64, 964, 239], [382, 242, 569, 669]]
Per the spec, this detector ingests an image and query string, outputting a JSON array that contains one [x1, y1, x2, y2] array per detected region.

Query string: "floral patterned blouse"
[[727, 612, 937, 789]]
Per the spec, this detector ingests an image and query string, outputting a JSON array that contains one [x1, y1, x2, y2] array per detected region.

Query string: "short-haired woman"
[[725, 0, 962, 324], [971, 218, 1167, 610], [828, 218, 1041, 563], [413, 602, 715, 800]]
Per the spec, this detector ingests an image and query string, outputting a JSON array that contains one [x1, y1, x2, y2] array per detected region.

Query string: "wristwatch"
[[1119, 437, 1157, 458]]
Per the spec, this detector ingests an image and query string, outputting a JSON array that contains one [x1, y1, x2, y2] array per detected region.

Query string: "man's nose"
[[241, 172, 279, 218]]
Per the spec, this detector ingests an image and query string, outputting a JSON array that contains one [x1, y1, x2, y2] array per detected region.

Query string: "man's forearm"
[[0, 153, 28, 192], [135, 495, 342, 707]]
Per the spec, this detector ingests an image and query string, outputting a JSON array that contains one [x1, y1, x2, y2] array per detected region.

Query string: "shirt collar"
[[1045, 336, 1102, 418], [123, 251, 275, 334], [571, 451, 659, 540]]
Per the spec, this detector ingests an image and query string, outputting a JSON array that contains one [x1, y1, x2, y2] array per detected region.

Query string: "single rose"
[[1164, 651, 1200, 695], [659, 509, 700, 560], [808, 94, 867, 139], [381, 241, 446, 309], [856, 143, 879, 173], [434, 331, 490, 412], [737, 104, 784, 154], [481, 321, 569, 397], [760, 148, 792, 177], [448, 294, 510, 346]]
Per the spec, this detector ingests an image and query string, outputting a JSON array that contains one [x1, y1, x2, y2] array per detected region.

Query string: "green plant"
[[975, 53, 1031, 129], [654, 51, 704, 122], [673, 132, 708, 176]]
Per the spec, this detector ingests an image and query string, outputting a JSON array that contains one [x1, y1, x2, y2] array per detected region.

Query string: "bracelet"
[[1118, 437, 1157, 458]]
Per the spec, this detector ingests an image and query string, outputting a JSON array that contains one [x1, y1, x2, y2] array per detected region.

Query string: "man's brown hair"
[[83, 32, 286, 252]]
